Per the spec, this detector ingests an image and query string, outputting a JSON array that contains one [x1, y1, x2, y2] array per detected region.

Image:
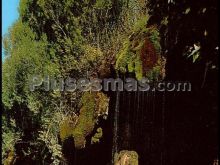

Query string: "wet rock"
[[114, 150, 138, 165]]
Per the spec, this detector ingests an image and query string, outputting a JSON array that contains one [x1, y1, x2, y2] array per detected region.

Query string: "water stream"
[[112, 90, 120, 164], [111, 89, 167, 165]]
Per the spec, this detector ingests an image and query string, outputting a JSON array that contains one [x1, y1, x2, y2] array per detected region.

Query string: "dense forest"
[[2, 0, 218, 165]]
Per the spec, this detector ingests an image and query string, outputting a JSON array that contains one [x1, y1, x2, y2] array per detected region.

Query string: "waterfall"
[[112, 90, 120, 164], [140, 91, 145, 136], [160, 91, 166, 165], [132, 90, 137, 141], [110, 85, 168, 164], [127, 91, 131, 146], [136, 90, 140, 137]]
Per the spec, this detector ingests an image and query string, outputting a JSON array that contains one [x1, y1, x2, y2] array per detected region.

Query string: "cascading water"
[[112, 90, 120, 164], [110, 81, 172, 165], [160, 91, 166, 165]]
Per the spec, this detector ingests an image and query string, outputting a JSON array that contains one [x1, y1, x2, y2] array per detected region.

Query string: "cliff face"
[[58, 16, 166, 164]]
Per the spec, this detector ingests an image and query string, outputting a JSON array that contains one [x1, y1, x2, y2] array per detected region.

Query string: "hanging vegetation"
[[115, 16, 166, 81]]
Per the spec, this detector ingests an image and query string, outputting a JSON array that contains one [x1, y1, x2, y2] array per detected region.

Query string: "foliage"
[[2, 20, 59, 109], [2, 117, 20, 162], [2, 19, 62, 164], [115, 16, 164, 81], [184, 43, 201, 63], [78, 45, 104, 76], [39, 110, 70, 165]]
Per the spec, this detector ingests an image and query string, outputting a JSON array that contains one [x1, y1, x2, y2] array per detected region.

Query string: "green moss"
[[91, 127, 103, 144], [115, 39, 144, 80], [73, 133, 86, 149], [114, 150, 139, 165], [133, 15, 149, 33], [60, 92, 109, 149], [59, 118, 75, 142], [134, 55, 143, 80], [115, 16, 164, 81], [115, 40, 131, 73], [59, 92, 96, 148], [115, 38, 144, 80], [127, 54, 135, 73], [72, 92, 96, 149]]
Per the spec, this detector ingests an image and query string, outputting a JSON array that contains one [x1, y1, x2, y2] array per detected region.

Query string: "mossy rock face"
[[73, 133, 86, 149], [59, 117, 76, 142], [114, 150, 139, 165], [59, 92, 109, 149], [116, 16, 166, 81]]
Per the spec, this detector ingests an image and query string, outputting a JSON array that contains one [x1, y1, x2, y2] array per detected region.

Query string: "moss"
[[73, 133, 86, 149], [72, 92, 109, 148], [59, 92, 96, 147], [133, 15, 149, 33], [59, 92, 109, 149], [115, 16, 165, 81], [59, 118, 75, 142], [115, 40, 131, 73], [91, 127, 103, 144], [115, 39, 144, 80], [134, 55, 143, 80], [114, 150, 138, 165], [72, 92, 96, 149]]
